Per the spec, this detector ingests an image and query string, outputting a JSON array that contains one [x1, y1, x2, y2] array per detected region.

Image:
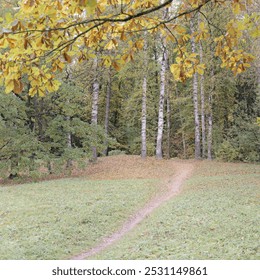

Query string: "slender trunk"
[[208, 69, 214, 160], [207, 96, 213, 160], [104, 67, 112, 156], [190, 17, 201, 159], [156, 45, 167, 159], [166, 88, 171, 159], [91, 56, 99, 162], [156, 7, 169, 159], [199, 40, 206, 158], [141, 34, 148, 158]]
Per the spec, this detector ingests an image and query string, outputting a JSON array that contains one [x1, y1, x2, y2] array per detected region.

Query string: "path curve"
[[71, 162, 194, 260]]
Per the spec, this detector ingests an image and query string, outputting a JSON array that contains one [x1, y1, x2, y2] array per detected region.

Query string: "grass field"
[[0, 157, 259, 260], [94, 161, 260, 260], [0, 178, 158, 259]]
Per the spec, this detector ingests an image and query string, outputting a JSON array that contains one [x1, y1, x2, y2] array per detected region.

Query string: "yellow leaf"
[[13, 80, 23, 94], [29, 87, 37, 96], [112, 61, 120, 71], [86, 0, 97, 14], [5, 79, 14, 94], [5, 13, 13, 24], [199, 22, 205, 31], [63, 52, 72, 63], [232, 3, 240, 15], [174, 25, 186, 34], [105, 40, 116, 50], [170, 64, 181, 80], [196, 67, 204, 75]]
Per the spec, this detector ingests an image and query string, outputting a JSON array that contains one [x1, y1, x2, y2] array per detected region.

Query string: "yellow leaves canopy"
[[0, 0, 258, 95]]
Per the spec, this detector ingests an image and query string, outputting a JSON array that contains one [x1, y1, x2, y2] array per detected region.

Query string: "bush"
[[108, 150, 126, 156], [215, 141, 239, 162]]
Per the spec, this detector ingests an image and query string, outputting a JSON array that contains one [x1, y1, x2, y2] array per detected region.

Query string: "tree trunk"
[[208, 69, 214, 160], [166, 88, 171, 159], [141, 34, 148, 159], [156, 45, 167, 159], [199, 40, 206, 158], [104, 67, 112, 156], [190, 17, 201, 159], [156, 7, 169, 160], [207, 96, 213, 160], [91, 56, 99, 162]]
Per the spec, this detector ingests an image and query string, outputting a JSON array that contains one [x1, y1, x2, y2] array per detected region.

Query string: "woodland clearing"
[[0, 156, 259, 260]]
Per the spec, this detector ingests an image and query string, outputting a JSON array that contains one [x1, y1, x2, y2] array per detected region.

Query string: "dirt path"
[[71, 162, 194, 260]]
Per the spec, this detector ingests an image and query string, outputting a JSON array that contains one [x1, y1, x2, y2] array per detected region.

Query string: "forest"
[[0, 0, 259, 179]]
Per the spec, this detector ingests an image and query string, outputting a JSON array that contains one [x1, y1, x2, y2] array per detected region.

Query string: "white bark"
[[208, 69, 214, 160], [91, 56, 99, 162], [190, 17, 201, 159], [141, 35, 148, 159], [166, 87, 171, 159], [207, 97, 213, 160], [156, 45, 167, 159], [199, 40, 206, 158], [104, 67, 111, 156]]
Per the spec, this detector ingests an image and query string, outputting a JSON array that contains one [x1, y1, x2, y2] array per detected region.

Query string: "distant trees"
[[0, 0, 259, 178]]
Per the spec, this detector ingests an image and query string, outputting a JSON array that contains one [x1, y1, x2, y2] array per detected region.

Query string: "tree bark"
[[199, 40, 206, 158], [141, 34, 148, 159], [207, 69, 214, 160], [190, 17, 201, 159], [156, 44, 167, 159], [91, 56, 99, 162], [207, 95, 213, 160], [166, 87, 171, 159], [104, 67, 112, 156]]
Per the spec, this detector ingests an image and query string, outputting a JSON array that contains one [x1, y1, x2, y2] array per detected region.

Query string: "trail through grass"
[[0, 178, 158, 259], [93, 162, 260, 260]]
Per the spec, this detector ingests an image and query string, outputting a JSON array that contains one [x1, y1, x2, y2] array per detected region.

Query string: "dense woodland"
[[0, 0, 259, 179]]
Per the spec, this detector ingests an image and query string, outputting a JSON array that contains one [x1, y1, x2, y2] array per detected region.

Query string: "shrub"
[[215, 141, 239, 162]]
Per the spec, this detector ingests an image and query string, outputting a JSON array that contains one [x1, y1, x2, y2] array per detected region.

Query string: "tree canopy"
[[0, 0, 258, 96]]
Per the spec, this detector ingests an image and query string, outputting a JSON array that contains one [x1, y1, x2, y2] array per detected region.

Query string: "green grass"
[[0, 178, 158, 259], [94, 162, 260, 260], [1, 161, 259, 260]]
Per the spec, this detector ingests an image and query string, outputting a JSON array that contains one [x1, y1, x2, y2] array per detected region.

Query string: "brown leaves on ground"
[[84, 155, 195, 180]]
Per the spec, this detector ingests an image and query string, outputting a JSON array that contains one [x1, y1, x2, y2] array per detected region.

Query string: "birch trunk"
[[141, 34, 148, 159], [207, 95, 213, 160], [190, 18, 201, 159], [104, 67, 111, 156], [199, 40, 206, 158], [156, 45, 167, 159], [208, 69, 214, 160], [166, 88, 171, 159], [91, 56, 99, 162]]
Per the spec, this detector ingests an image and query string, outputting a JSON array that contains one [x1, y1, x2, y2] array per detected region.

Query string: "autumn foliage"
[[0, 0, 258, 96]]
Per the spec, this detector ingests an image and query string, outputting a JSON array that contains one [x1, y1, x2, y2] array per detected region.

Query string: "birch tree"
[[141, 34, 148, 159], [190, 16, 201, 159], [91, 56, 99, 162], [156, 42, 167, 159], [103, 67, 112, 156]]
